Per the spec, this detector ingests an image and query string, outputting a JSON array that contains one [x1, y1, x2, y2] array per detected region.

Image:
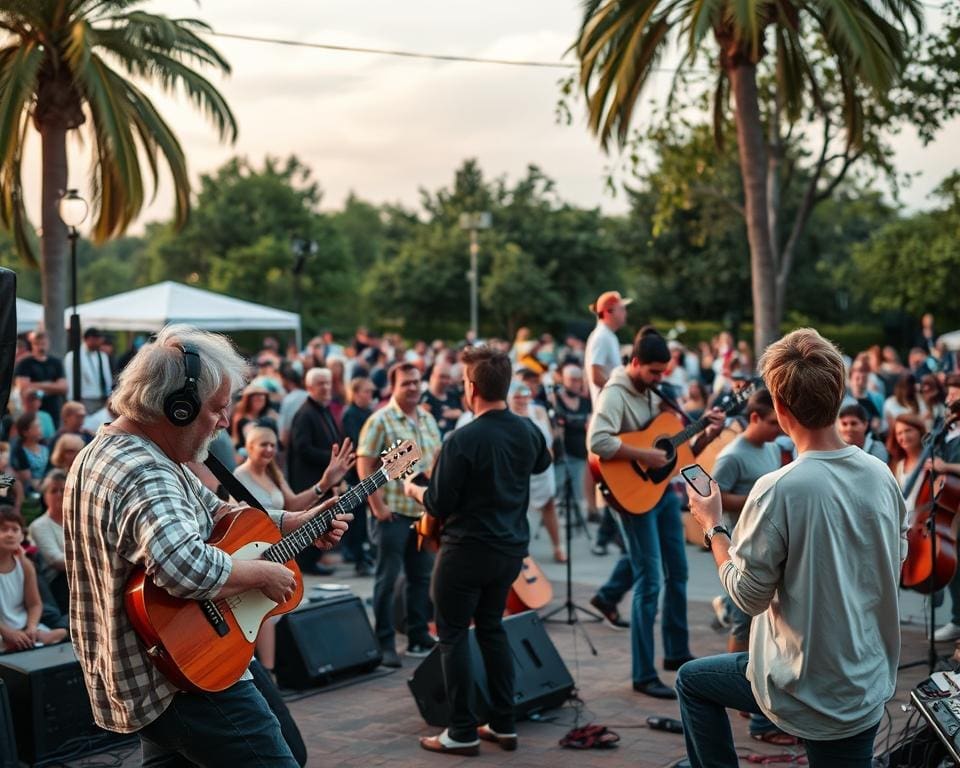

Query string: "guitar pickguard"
[[225, 541, 279, 642]]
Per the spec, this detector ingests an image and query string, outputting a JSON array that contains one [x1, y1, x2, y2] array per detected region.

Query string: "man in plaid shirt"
[[357, 361, 442, 668], [63, 325, 348, 766]]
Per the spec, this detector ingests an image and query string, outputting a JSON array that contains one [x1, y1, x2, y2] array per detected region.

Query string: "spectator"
[[276, 366, 308, 454], [550, 363, 591, 527], [63, 327, 113, 413], [20, 390, 54, 440], [421, 359, 463, 438], [357, 362, 442, 668], [842, 361, 886, 438], [883, 373, 921, 428], [919, 373, 947, 429], [229, 385, 279, 452], [14, 330, 67, 429], [50, 433, 85, 472], [837, 404, 890, 463], [27, 470, 69, 613], [341, 377, 376, 576], [0, 505, 68, 652], [887, 413, 928, 513], [9, 413, 50, 494], [509, 383, 564, 563]]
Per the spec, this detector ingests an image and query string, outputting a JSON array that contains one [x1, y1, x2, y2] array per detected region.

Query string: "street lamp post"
[[458, 212, 491, 339], [59, 190, 88, 402]]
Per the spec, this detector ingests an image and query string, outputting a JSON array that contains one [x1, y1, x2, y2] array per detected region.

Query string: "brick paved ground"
[[64, 511, 938, 767]]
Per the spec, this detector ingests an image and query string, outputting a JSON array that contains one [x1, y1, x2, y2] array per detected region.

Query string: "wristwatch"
[[703, 525, 730, 550]]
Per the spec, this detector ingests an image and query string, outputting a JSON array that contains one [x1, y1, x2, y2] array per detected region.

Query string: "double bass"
[[900, 416, 960, 593]]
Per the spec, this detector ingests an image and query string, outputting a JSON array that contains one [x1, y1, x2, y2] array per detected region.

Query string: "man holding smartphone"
[[681, 329, 906, 768]]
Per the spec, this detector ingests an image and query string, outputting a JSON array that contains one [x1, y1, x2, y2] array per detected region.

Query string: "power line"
[[207, 31, 579, 70]]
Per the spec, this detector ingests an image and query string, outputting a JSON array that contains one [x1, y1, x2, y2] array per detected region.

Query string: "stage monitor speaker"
[[0, 679, 16, 768], [408, 610, 574, 727], [274, 594, 382, 689], [0, 643, 133, 766], [0, 268, 15, 417]]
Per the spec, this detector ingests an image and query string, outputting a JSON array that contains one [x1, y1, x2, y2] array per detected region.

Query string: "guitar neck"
[[262, 470, 388, 563], [668, 416, 708, 450]]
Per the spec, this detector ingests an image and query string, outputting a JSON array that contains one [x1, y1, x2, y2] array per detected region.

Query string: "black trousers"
[[433, 544, 522, 743]]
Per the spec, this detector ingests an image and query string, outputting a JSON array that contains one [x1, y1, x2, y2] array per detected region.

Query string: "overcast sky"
[[19, 0, 960, 230]]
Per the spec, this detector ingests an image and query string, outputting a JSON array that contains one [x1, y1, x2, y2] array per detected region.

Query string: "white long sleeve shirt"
[[720, 445, 907, 740]]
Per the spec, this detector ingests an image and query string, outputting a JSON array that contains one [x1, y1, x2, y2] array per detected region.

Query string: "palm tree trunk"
[[40, 122, 69, 356], [729, 63, 779, 354]]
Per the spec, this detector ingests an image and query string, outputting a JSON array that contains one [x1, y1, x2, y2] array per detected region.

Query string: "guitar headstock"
[[379, 440, 421, 481], [715, 378, 763, 415]]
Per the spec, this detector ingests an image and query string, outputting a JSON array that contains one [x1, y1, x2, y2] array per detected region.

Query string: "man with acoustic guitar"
[[404, 345, 550, 756], [589, 327, 724, 700], [63, 325, 350, 766]]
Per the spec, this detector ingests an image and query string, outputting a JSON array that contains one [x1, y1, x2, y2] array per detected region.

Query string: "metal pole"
[[469, 228, 478, 338], [69, 229, 81, 402]]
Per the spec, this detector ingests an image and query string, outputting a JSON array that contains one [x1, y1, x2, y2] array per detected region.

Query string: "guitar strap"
[[203, 453, 270, 516], [651, 386, 690, 425]]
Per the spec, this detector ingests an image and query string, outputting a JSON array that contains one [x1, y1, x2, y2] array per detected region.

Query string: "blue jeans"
[[140, 680, 298, 766], [370, 515, 434, 649], [596, 491, 689, 684], [676, 654, 881, 768]]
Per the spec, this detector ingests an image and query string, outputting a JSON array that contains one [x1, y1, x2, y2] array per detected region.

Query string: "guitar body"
[[124, 508, 304, 693], [505, 556, 552, 614], [414, 512, 441, 553], [588, 412, 694, 515], [695, 422, 743, 476]]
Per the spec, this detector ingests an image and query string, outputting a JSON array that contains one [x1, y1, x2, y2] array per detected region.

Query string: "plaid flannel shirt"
[[357, 401, 441, 518], [63, 427, 240, 733]]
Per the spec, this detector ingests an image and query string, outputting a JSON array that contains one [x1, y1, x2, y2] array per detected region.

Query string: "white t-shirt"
[[720, 445, 906, 740], [584, 322, 621, 404]]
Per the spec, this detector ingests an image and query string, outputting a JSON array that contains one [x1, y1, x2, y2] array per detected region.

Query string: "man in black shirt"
[[14, 330, 67, 428], [420, 359, 462, 438], [405, 346, 550, 756]]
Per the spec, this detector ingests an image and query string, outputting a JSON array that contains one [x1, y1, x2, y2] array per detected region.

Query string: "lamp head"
[[59, 189, 88, 229]]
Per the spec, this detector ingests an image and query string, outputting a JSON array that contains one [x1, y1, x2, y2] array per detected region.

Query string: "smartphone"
[[680, 463, 713, 497]]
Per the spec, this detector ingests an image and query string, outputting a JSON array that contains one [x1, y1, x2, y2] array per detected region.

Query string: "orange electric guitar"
[[125, 439, 421, 693], [589, 383, 757, 514]]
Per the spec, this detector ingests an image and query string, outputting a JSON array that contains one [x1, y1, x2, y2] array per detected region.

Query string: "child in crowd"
[[0, 505, 68, 652]]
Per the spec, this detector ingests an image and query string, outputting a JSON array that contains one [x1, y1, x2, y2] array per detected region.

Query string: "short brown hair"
[[387, 362, 419, 388], [0, 506, 24, 529], [461, 346, 511, 401], [743, 389, 774, 419], [946, 374, 960, 390], [758, 328, 845, 429]]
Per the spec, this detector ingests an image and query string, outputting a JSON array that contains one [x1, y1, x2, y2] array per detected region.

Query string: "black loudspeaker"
[[0, 644, 132, 766], [407, 611, 575, 727], [0, 268, 15, 417], [274, 595, 382, 689], [0, 679, 17, 768]]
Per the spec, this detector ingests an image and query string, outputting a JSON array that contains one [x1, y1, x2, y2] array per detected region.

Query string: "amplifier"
[[909, 670, 960, 765], [0, 644, 132, 766]]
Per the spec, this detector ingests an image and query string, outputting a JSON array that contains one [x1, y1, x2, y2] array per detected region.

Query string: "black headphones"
[[163, 343, 202, 427]]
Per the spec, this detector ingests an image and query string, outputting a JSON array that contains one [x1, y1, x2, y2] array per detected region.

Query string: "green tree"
[[480, 243, 561, 339], [573, 0, 920, 352], [0, 0, 236, 353], [850, 174, 960, 329]]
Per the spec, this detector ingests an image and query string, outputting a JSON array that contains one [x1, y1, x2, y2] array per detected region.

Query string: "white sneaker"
[[933, 621, 960, 642], [711, 595, 731, 631]]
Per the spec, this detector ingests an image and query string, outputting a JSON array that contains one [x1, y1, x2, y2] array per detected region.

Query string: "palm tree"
[[575, 0, 920, 352], [0, 0, 237, 354]]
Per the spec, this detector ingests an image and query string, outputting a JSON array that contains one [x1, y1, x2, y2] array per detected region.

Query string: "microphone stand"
[[542, 390, 601, 653]]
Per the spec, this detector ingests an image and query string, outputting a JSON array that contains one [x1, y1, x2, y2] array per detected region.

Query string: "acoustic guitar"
[[505, 556, 553, 614], [589, 383, 756, 515], [125, 439, 421, 693]]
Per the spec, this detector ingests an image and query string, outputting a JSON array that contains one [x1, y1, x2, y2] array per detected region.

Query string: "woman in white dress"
[[508, 383, 566, 563]]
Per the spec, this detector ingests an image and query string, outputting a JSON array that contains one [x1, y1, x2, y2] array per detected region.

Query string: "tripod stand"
[[543, 434, 602, 655]]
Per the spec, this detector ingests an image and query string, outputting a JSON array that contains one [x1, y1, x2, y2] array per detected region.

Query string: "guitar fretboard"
[[262, 470, 387, 563]]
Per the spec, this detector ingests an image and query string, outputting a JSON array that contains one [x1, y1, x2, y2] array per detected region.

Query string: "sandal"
[[750, 728, 801, 746], [559, 724, 620, 749]]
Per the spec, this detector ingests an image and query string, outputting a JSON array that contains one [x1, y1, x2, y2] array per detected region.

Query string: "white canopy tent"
[[68, 281, 302, 347], [16, 297, 43, 334]]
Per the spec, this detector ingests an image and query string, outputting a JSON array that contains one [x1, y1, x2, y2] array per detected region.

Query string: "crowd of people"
[[0, 301, 958, 765]]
